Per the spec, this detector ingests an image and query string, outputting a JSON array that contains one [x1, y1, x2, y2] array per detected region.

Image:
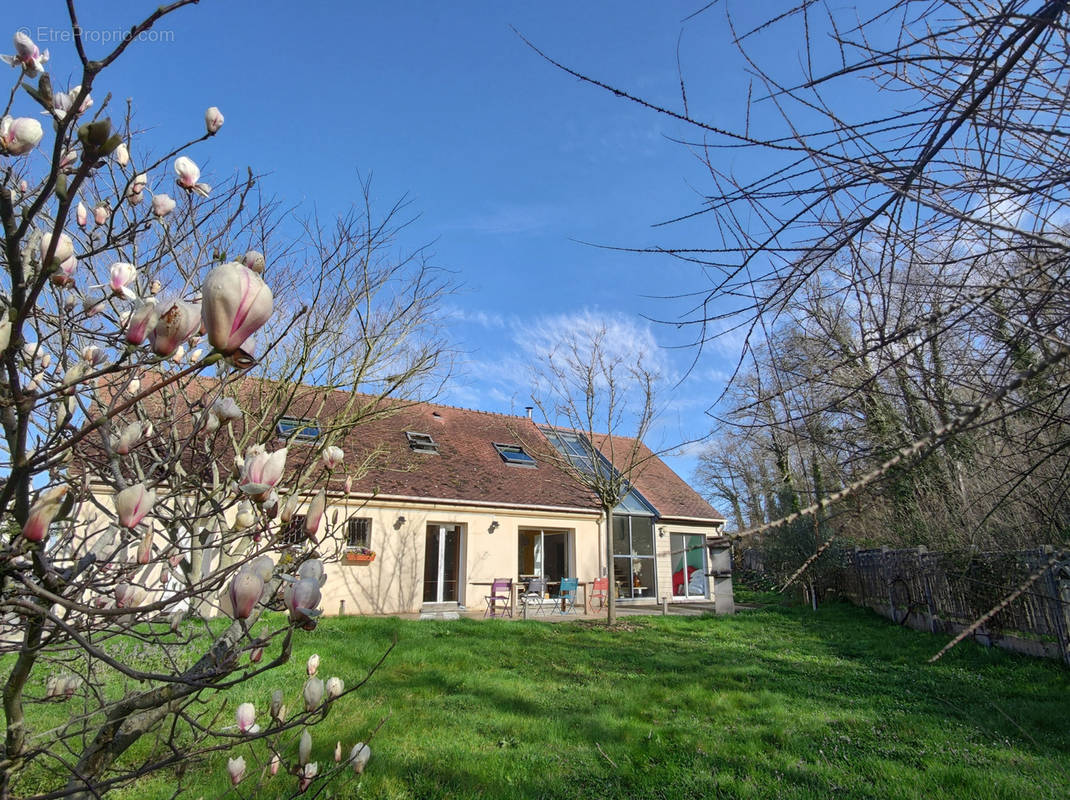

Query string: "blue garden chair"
[[555, 577, 579, 614]]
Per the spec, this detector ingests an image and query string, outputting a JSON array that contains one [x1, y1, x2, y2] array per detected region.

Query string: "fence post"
[[855, 547, 864, 606], [917, 545, 936, 633]]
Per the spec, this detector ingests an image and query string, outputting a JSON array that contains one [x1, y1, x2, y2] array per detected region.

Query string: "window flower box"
[[343, 549, 375, 564]]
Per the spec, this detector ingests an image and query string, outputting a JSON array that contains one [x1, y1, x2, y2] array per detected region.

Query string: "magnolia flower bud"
[[113, 142, 129, 166], [151, 193, 176, 218], [205, 106, 224, 134], [115, 582, 146, 609], [136, 526, 153, 564], [242, 250, 265, 273], [299, 728, 313, 765], [108, 262, 138, 300], [0, 116, 44, 156], [349, 743, 371, 775], [93, 203, 109, 226], [174, 156, 210, 197], [52, 254, 77, 287], [304, 490, 326, 542], [76, 201, 87, 227], [226, 756, 246, 786], [321, 446, 344, 469], [22, 485, 68, 542], [115, 482, 154, 529], [40, 231, 74, 267], [326, 676, 343, 700], [270, 689, 285, 722], [228, 568, 264, 620], [233, 500, 255, 531], [149, 279, 162, 295], [270, 753, 280, 776], [235, 702, 258, 734], [306, 653, 320, 677], [335, 741, 343, 763], [280, 494, 299, 525], [200, 262, 273, 357], [127, 173, 147, 205], [150, 300, 200, 357], [249, 646, 263, 663], [303, 677, 324, 712]]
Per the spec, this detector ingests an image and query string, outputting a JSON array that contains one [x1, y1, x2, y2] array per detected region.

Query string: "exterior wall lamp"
[[488, 520, 500, 534]]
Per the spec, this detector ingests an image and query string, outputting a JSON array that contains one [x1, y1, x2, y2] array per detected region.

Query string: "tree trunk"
[[605, 504, 616, 626]]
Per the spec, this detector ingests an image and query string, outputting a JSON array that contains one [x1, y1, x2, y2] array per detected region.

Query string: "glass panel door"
[[671, 533, 708, 598], [423, 525, 461, 603], [612, 516, 656, 600]]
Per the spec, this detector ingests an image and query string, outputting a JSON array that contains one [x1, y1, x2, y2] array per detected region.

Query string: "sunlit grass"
[[19, 599, 1070, 799]]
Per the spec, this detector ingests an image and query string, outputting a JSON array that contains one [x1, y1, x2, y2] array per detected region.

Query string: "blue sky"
[[8, 1, 806, 485]]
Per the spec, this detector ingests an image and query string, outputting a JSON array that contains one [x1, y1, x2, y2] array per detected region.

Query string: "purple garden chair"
[[484, 578, 513, 618]]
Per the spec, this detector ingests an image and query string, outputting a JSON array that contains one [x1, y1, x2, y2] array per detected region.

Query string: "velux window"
[[277, 417, 320, 442], [405, 431, 438, 454], [493, 442, 536, 467]]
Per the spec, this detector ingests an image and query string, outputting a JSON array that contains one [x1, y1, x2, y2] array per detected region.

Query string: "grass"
[[24, 599, 1070, 799]]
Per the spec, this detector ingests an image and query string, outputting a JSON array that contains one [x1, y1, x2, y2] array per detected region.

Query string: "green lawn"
[[58, 600, 1070, 798]]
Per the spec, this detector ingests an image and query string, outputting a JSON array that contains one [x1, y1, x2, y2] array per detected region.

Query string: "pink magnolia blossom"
[[2, 32, 49, 77], [52, 254, 77, 287], [173, 156, 210, 197], [228, 568, 264, 620], [50, 85, 92, 121], [113, 142, 129, 166], [296, 558, 326, 586], [151, 193, 176, 218], [235, 702, 258, 734], [334, 741, 343, 763], [344, 475, 353, 495], [285, 577, 323, 629], [304, 490, 326, 542], [150, 300, 200, 357], [108, 262, 138, 300], [115, 582, 146, 609], [115, 482, 154, 529], [124, 301, 158, 346], [114, 420, 151, 455], [76, 201, 87, 227], [204, 106, 224, 134], [0, 116, 43, 155], [40, 232, 74, 266], [321, 445, 344, 469], [226, 756, 246, 786], [240, 445, 287, 497], [306, 653, 320, 677], [58, 149, 78, 172], [270, 754, 281, 775], [80, 345, 103, 365], [200, 261, 273, 357], [22, 485, 68, 542], [299, 762, 318, 793], [126, 173, 148, 205], [93, 203, 109, 226]]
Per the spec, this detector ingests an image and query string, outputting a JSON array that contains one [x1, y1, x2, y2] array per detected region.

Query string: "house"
[[277, 397, 730, 617], [81, 377, 729, 618]]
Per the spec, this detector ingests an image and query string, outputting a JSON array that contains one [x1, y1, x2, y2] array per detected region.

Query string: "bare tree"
[[532, 2, 1070, 566], [0, 5, 449, 797], [529, 322, 661, 625]]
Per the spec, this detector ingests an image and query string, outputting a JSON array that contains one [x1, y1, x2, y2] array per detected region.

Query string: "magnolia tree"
[[0, 6, 448, 798]]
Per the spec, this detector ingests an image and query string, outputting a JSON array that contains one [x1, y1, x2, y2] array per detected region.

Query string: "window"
[[493, 442, 536, 467], [613, 515, 656, 601], [278, 514, 306, 547], [277, 417, 320, 441], [405, 431, 438, 454], [346, 518, 371, 550]]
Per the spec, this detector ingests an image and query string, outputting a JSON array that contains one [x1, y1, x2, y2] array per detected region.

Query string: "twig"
[[595, 742, 618, 770]]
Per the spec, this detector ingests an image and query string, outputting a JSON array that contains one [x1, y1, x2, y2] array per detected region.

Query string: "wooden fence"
[[836, 545, 1070, 665]]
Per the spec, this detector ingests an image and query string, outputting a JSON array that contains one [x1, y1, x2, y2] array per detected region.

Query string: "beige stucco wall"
[[319, 499, 602, 616]]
